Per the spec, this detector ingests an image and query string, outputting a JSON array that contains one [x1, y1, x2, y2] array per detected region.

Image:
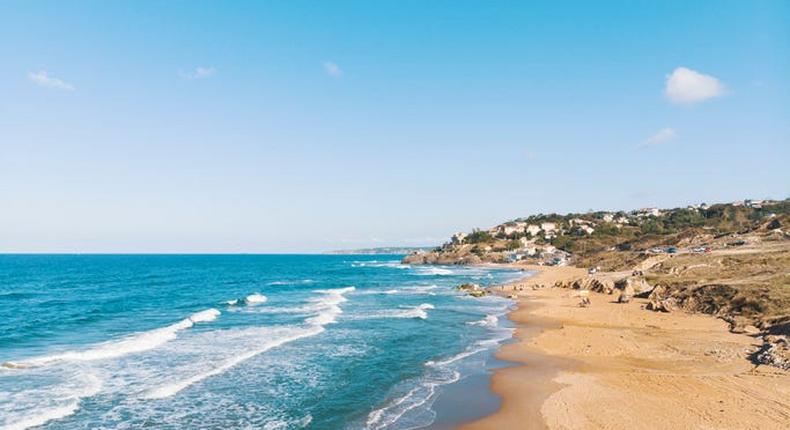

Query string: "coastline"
[[460, 264, 790, 430]]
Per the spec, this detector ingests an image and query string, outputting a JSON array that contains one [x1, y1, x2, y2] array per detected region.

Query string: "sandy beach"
[[462, 265, 790, 430]]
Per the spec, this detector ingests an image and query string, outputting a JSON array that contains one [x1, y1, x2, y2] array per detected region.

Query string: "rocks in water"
[[456, 283, 488, 298], [457, 283, 481, 292]]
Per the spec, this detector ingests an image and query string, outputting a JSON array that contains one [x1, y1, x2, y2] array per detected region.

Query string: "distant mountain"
[[325, 246, 435, 255]]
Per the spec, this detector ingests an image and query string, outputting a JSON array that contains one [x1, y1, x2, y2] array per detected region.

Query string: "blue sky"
[[1, 0, 788, 252]]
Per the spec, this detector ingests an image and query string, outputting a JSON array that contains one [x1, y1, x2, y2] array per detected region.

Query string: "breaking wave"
[[143, 287, 355, 399], [3, 309, 220, 369]]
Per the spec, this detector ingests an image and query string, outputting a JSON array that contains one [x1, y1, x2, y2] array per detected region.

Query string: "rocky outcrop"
[[402, 251, 507, 265], [753, 335, 790, 370], [645, 285, 678, 312], [456, 283, 488, 298]]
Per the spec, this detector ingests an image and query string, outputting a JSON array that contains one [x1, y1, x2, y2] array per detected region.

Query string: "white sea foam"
[[366, 369, 459, 430], [266, 279, 315, 286], [392, 303, 434, 320], [351, 261, 409, 269], [143, 326, 322, 399], [4, 401, 79, 430], [143, 288, 354, 399], [244, 293, 268, 305], [224, 299, 239, 306], [467, 314, 498, 327], [2, 372, 103, 430], [416, 267, 453, 276], [262, 414, 313, 430], [2, 309, 220, 369], [305, 287, 355, 325]]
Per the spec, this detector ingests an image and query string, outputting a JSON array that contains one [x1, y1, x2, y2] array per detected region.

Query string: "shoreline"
[[458, 264, 790, 430]]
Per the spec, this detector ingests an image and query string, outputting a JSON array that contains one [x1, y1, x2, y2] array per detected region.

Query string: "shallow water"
[[0, 255, 525, 430]]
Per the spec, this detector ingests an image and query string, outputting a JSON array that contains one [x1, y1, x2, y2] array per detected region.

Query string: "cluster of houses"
[[490, 221, 559, 240], [443, 199, 783, 265], [733, 199, 775, 209]]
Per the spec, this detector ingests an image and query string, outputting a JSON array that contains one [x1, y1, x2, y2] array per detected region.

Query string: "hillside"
[[404, 198, 790, 369]]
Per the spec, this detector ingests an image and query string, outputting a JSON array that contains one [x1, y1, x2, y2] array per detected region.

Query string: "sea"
[[0, 254, 526, 430]]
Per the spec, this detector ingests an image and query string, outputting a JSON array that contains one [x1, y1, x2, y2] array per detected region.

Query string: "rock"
[[754, 335, 790, 370], [579, 297, 591, 307], [456, 283, 481, 292], [590, 278, 615, 294], [617, 284, 635, 303], [468, 290, 487, 298], [646, 297, 677, 313]]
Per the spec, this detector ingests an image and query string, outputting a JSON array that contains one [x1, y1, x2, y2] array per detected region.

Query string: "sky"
[[0, 0, 788, 253]]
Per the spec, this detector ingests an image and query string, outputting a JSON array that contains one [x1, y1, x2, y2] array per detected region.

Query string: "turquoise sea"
[[0, 255, 525, 430]]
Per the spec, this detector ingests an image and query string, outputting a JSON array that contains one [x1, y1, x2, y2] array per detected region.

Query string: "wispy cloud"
[[28, 71, 74, 91], [665, 67, 725, 105], [179, 66, 216, 80], [640, 128, 677, 148], [323, 61, 343, 78]]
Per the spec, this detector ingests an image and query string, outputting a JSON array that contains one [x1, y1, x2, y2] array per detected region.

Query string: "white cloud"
[[323, 61, 343, 78], [180, 67, 216, 80], [28, 71, 75, 91], [664, 67, 724, 104], [640, 128, 677, 148]]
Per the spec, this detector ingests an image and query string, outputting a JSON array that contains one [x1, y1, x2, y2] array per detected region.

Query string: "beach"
[[463, 265, 790, 430]]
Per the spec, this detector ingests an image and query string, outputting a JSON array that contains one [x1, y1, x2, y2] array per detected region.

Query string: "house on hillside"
[[450, 232, 467, 244], [500, 223, 525, 236], [540, 222, 557, 232], [602, 213, 614, 222], [518, 236, 533, 247], [526, 224, 541, 236], [634, 207, 661, 217]]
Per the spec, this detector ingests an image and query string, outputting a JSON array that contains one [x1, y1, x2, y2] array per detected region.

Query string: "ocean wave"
[[305, 287, 355, 326], [143, 288, 354, 399], [466, 314, 498, 327], [387, 303, 435, 320], [1, 372, 102, 430], [366, 368, 459, 430], [351, 261, 410, 269], [244, 293, 267, 305], [142, 325, 323, 400], [266, 279, 315, 286], [368, 319, 513, 429], [2, 309, 220, 369], [415, 267, 453, 276]]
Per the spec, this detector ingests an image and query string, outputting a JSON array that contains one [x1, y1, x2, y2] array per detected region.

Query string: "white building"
[[526, 224, 541, 236], [540, 222, 557, 232]]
